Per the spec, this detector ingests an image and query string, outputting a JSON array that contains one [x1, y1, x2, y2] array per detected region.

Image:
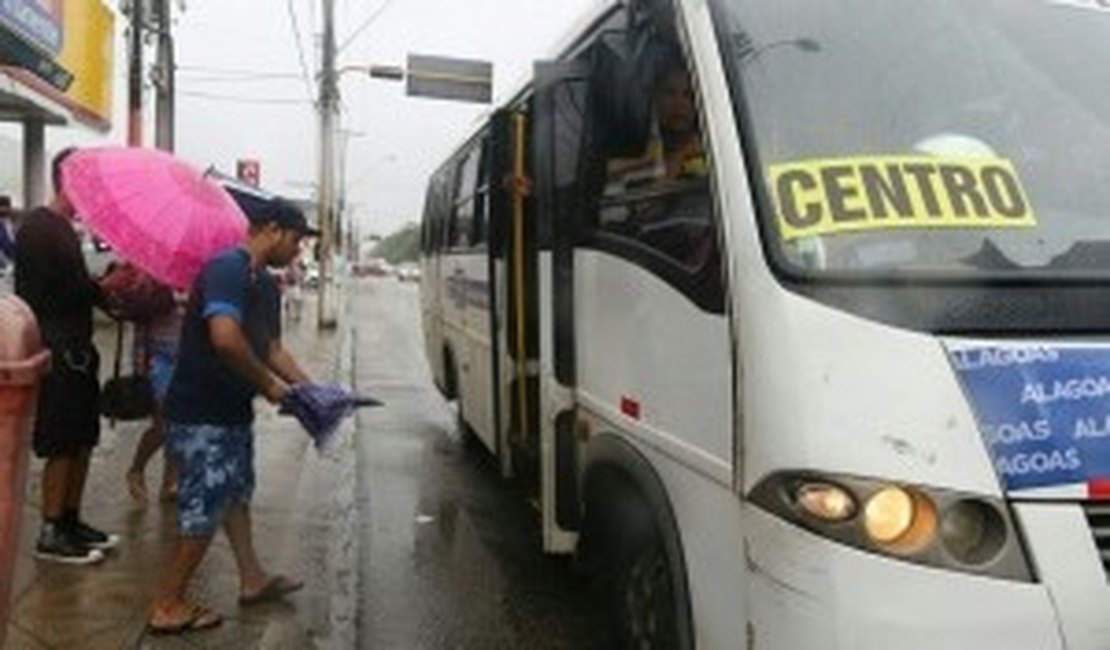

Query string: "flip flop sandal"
[[148, 604, 223, 635], [239, 575, 305, 606]]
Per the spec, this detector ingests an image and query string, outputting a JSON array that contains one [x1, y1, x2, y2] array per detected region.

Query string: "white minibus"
[[420, 1, 1110, 647]]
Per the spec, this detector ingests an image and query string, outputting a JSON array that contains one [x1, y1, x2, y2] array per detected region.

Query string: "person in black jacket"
[[15, 147, 118, 565]]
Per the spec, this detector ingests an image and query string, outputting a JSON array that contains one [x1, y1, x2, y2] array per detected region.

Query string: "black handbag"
[[100, 322, 154, 422]]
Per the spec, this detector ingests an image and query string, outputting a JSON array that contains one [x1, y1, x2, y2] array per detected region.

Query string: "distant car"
[[352, 259, 390, 278], [396, 264, 421, 283]]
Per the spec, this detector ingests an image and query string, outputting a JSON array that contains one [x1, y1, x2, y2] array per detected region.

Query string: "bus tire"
[[440, 347, 458, 400], [585, 471, 687, 650], [614, 536, 679, 650]]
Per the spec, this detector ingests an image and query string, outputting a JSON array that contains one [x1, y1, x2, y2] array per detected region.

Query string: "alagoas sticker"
[[949, 344, 1110, 492], [769, 155, 1037, 241]]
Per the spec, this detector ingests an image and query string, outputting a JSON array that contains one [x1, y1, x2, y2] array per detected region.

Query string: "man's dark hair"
[[51, 147, 77, 195]]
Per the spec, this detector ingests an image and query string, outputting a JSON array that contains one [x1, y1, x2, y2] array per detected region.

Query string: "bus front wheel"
[[586, 475, 684, 649], [615, 537, 679, 649]]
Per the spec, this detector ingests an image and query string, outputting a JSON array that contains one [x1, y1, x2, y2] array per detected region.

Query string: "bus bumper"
[[744, 507, 1062, 650], [1013, 502, 1110, 650]]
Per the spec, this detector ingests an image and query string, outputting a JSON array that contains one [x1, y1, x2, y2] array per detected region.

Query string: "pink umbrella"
[[60, 146, 248, 290]]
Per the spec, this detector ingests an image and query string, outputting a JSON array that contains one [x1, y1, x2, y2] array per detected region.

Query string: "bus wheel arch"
[[579, 433, 695, 650]]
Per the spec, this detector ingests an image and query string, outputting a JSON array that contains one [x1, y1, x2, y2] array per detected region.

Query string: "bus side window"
[[450, 143, 482, 250], [472, 137, 491, 247], [422, 172, 445, 254], [589, 51, 716, 273]]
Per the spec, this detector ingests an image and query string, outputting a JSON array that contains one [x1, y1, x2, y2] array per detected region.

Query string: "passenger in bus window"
[[655, 65, 707, 180], [600, 60, 714, 270], [604, 63, 706, 190]]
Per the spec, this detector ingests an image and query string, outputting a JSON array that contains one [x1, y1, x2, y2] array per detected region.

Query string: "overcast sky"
[[159, 0, 602, 236]]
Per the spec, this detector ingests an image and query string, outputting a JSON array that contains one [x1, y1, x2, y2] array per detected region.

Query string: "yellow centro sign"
[[769, 156, 1037, 241]]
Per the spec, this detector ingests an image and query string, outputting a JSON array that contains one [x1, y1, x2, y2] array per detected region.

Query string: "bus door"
[[490, 104, 545, 485], [532, 60, 592, 553]]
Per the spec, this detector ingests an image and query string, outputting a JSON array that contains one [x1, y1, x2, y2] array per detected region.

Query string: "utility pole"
[[127, 0, 144, 147], [317, 0, 339, 328], [153, 0, 176, 152]]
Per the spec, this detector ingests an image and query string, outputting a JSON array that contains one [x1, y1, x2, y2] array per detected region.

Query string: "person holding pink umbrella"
[[148, 197, 317, 634], [14, 148, 118, 565]]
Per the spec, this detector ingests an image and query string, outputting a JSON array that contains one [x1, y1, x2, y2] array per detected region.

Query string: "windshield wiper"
[[961, 238, 1021, 271], [1046, 240, 1110, 270]]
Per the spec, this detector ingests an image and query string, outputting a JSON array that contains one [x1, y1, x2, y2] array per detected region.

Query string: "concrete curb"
[[309, 301, 360, 650]]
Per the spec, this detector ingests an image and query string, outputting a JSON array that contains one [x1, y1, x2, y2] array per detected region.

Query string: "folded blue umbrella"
[[279, 383, 383, 450]]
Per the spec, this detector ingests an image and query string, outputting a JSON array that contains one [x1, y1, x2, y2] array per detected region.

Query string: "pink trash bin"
[[0, 295, 50, 646]]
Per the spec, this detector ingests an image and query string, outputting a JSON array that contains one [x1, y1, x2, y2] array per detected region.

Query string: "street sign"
[[406, 54, 492, 104]]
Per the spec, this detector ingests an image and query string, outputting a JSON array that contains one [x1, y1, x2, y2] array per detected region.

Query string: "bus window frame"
[[445, 133, 490, 254], [575, 35, 726, 314], [471, 136, 492, 249]]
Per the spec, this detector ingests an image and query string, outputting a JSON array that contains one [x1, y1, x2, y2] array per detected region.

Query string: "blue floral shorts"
[[167, 423, 255, 537]]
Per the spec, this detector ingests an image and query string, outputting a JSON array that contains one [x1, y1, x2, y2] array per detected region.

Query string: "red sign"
[[236, 159, 260, 187]]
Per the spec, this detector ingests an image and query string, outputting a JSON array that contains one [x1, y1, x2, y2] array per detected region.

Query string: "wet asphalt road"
[[347, 279, 608, 649]]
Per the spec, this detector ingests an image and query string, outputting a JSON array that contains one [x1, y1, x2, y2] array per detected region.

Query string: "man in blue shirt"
[[148, 198, 318, 634]]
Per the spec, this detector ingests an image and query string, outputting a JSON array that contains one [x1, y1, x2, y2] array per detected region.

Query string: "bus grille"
[[1082, 502, 1110, 577]]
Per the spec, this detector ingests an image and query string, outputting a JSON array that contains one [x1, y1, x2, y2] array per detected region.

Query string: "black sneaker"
[[66, 519, 120, 551], [34, 523, 104, 565]]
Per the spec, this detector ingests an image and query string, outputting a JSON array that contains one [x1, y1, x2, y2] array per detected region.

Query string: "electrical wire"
[[336, 0, 395, 54], [178, 90, 313, 105], [179, 72, 305, 83], [286, 0, 317, 102], [178, 65, 302, 78]]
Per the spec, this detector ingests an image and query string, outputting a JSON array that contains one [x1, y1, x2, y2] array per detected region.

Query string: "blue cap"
[[249, 197, 320, 237]]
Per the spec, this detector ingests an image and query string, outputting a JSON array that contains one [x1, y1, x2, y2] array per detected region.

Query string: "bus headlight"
[[750, 471, 1034, 582], [941, 499, 1007, 565], [863, 486, 937, 553], [795, 482, 856, 522]]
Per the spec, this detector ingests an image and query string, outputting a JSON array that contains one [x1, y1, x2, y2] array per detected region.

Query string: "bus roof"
[[431, 0, 623, 179], [498, 0, 621, 108]]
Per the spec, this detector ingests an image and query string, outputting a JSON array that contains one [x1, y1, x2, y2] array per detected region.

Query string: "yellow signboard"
[[769, 155, 1037, 241], [57, 0, 114, 130]]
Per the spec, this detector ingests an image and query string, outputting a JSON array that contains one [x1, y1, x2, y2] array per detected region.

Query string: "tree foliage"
[[373, 223, 420, 264]]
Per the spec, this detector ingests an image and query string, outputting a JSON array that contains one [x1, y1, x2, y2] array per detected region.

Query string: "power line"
[[336, 0, 394, 54], [178, 90, 313, 105], [178, 64, 302, 77], [179, 72, 305, 82], [286, 0, 316, 102], [309, 0, 318, 50]]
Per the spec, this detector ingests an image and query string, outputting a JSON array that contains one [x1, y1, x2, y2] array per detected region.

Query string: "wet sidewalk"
[[3, 292, 358, 649]]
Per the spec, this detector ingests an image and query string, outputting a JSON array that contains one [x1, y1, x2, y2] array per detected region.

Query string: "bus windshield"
[[713, 0, 1110, 279]]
